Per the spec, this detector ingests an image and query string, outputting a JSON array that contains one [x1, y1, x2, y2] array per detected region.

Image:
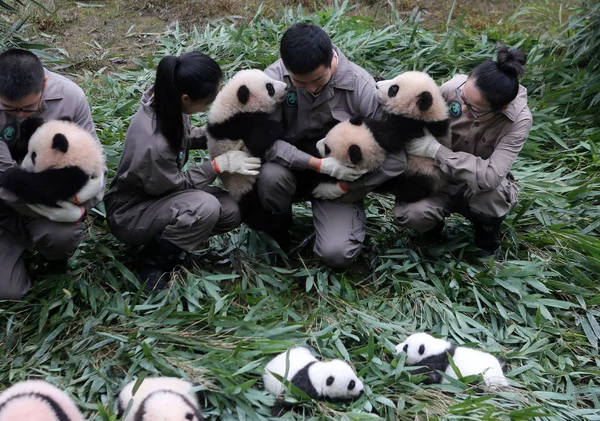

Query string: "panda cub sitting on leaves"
[[396, 332, 508, 388], [118, 377, 204, 421], [207, 69, 287, 202], [263, 346, 364, 416], [0, 118, 105, 218], [316, 71, 451, 203], [0, 380, 85, 421]]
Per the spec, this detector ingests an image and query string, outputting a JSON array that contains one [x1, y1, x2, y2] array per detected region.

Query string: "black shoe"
[[470, 215, 504, 259], [136, 236, 186, 292], [422, 220, 446, 242]]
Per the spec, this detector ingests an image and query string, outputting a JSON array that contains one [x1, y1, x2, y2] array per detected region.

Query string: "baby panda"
[[207, 69, 287, 202], [396, 332, 508, 388], [263, 346, 363, 415], [0, 119, 105, 206], [0, 380, 84, 421], [118, 377, 204, 421], [375, 71, 452, 202]]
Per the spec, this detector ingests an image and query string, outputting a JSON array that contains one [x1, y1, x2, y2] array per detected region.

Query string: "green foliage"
[[1, 1, 599, 421]]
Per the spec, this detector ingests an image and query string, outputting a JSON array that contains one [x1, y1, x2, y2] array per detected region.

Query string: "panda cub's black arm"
[[246, 117, 284, 159], [0, 166, 89, 206]]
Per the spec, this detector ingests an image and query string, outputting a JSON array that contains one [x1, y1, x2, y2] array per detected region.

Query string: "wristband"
[[317, 159, 323, 174], [338, 182, 349, 193], [212, 158, 221, 174]]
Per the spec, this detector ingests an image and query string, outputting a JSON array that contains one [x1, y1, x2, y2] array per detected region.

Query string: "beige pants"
[[395, 176, 519, 233], [0, 203, 85, 300]]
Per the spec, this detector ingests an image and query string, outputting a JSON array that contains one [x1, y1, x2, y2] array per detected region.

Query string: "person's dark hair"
[[0, 49, 45, 101], [469, 46, 527, 110], [153, 51, 222, 152], [280, 23, 333, 74]]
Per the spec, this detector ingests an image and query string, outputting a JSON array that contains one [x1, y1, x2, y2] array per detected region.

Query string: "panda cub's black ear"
[[237, 85, 250, 104], [58, 116, 73, 122], [417, 91, 433, 112], [348, 144, 362, 165], [52, 133, 69, 153], [349, 115, 364, 126]]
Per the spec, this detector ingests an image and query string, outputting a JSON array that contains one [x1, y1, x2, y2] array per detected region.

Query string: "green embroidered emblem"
[[448, 100, 462, 118], [2, 125, 16, 143], [285, 91, 298, 107]]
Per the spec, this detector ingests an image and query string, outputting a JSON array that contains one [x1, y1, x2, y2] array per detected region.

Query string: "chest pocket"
[[476, 135, 495, 160]]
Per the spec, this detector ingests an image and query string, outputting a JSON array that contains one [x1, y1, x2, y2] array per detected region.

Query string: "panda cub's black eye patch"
[[326, 376, 335, 386], [403, 344, 408, 352], [418, 344, 425, 355], [31, 151, 37, 165], [185, 413, 194, 420], [266, 83, 275, 97], [388, 85, 399, 97], [348, 380, 356, 390], [324, 144, 331, 156]]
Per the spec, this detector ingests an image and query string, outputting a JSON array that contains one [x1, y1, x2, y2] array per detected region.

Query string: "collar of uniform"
[[280, 46, 356, 92], [502, 84, 528, 122], [41, 69, 65, 102]]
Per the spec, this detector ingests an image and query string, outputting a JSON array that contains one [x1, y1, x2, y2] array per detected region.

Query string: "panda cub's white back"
[[118, 377, 204, 421], [0, 380, 84, 421]]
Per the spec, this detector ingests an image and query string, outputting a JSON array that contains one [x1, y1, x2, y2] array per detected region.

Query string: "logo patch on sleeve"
[[1, 124, 16, 143], [285, 91, 298, 107], [448, 101, 462, 118]]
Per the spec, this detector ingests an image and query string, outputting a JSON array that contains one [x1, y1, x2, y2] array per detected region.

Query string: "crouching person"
[[104, 52, 259, 291], [395, 47, 532, 257], [0, 49, 104, 300]]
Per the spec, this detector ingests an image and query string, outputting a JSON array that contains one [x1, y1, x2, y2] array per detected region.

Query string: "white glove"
[[404, 129, 442, 158], [213, 150, 261, 176], [318, 157, 367, 181], [312, 181, 348, 200], [28, 200, 85, 223]]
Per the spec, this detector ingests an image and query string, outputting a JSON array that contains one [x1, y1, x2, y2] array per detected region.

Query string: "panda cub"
[[263, 346, 363, 415], [0, 119, 105, 207], [396, 332, 508, 388], [375, 71, 452, 202], [118, 377, 204, 421], [0, 380, 84, 421], [207, 69, 287, 201]]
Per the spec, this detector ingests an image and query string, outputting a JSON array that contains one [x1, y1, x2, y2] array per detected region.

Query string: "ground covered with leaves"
[[1, 1, 599, 421]]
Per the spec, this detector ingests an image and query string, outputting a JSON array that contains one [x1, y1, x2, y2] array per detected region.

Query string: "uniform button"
[[465, 141, 469, 145], [474, 122, 480, 127], [436, 159, 441, 165]]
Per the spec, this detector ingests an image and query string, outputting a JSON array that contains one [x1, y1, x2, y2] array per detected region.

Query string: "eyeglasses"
[[455, 82, 495, 119], [0, 89, 44, 115]]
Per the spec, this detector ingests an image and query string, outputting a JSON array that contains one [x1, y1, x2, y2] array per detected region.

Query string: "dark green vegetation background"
[[0, 1, 599, 420]]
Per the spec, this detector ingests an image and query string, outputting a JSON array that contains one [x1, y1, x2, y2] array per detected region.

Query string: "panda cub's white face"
[[375, 71, 448, 122], [309, 359, 364, 400], [396, 332, 451, 365], [208, 69, 287, 124]]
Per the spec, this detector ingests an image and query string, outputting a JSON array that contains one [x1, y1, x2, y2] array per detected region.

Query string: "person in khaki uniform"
[[397, 47, 532, 256], [105, 52, 260, 291], [0, 49, 105, 300], [252, 23, 407, 269]]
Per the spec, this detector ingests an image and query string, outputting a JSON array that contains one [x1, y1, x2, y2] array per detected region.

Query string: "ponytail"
[[153, 52, 222, 152]]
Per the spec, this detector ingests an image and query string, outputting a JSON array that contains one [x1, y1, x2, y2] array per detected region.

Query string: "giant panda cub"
[[207, 69, 287, 202], [0, 119, 105, 207], [263, 346, 363, 415], [395, 332, 508, 388], [374, 71, 452, 202], [0, 380, 84, 421], [118, 377, 204, 421]]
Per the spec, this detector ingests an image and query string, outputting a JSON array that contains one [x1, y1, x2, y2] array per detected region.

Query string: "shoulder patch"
[[285, 91, 297, 107], [2, 124, 16, 144], [448, 100, 462, 117]]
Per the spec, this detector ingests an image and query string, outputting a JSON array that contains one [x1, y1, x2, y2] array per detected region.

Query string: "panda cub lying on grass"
[[0, 380, 84, 421], [263, 346, 364, 415], [396, 332, 508, 388], [118, 377, 204, 421]]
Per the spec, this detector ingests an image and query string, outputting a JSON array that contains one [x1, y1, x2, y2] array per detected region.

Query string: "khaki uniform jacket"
[[104, 87, 216, 226], [0, 69, 103, 216], [435, 74, 532, 195], [263, 46, 407, 198]]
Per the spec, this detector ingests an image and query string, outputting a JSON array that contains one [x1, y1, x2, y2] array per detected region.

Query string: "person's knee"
[[36, 225, 84, 260], [395, 202, 445, 233], [257, 163, 295, 212], [218, 201, 242, 231], [0, 273, 30, 300], [315, 241, 362, 270]]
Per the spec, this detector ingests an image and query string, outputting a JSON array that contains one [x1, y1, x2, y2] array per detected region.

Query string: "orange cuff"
[[338, 182, 349, 193], [212, 158, 221, 174]]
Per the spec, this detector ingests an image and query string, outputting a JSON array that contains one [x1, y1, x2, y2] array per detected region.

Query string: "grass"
[[1, 1, 600, 420]]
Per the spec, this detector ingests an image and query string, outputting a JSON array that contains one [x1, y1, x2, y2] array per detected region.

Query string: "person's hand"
[[318, 157, 367, 181], [213, 150, 261, 176], [312, 181, 348, 200], [28, 200, 85, 223], [404, 129, 442, 158]]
